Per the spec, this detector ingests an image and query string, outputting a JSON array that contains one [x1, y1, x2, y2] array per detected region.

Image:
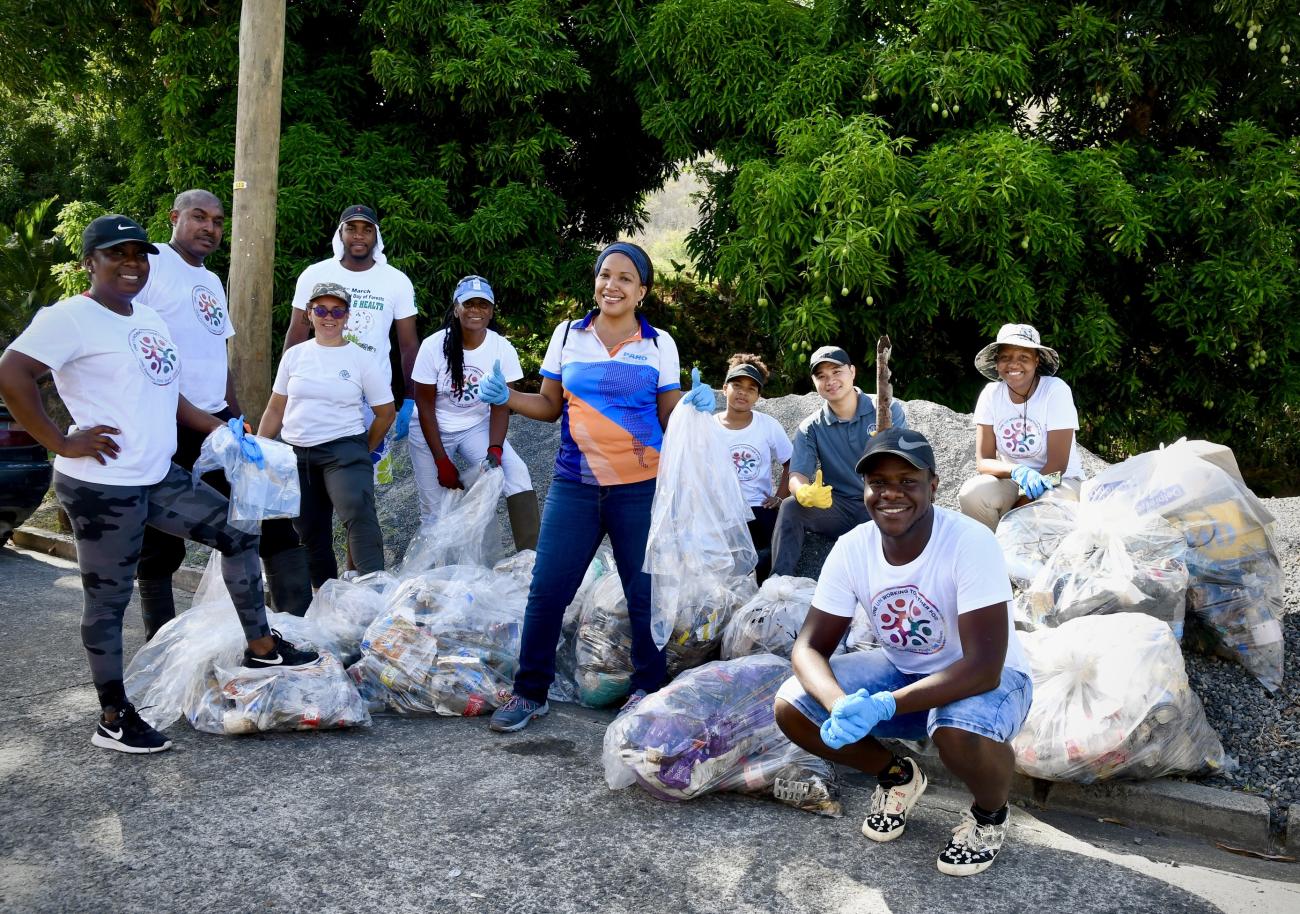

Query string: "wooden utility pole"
[[227, 0, 287, 424]]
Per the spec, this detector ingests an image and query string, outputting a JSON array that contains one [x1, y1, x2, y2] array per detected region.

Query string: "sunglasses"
[[311, 305, 349, 319]]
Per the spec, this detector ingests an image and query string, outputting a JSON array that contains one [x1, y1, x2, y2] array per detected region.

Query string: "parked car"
[[0, 399, 53, 546]]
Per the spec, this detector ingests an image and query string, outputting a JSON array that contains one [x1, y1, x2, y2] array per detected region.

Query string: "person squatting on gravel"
[[769, 345, 907, 576], [478, 241, 715, 732], [775, 427, 1032, 877], [258, 282, 395, 586], [407, 274, 540, 550], [958, 323, 1085, 531], [0, 215, 318, 755], [133, 189, 313, 636], [712, 353, 791, 583]]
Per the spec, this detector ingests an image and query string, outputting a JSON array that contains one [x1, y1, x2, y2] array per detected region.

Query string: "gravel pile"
[[373, 391, 1295, 831]]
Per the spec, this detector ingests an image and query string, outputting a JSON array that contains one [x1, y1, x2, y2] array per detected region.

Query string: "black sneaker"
[[242, 629, 319, 669], [936, 808, 1009, 876], [91, 703, 172, 754]]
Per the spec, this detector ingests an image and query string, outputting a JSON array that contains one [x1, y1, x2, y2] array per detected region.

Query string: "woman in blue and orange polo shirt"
[[478, 241, 714, 732]]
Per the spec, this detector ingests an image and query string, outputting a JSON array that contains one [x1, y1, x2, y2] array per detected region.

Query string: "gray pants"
[[292, 434, 384, 586], [54, 464, 270, 710], [769, 493, 870, 576]]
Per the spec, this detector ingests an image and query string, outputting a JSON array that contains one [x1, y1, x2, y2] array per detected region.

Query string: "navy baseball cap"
[[810, 345, 852, 371], [81, 215, 159, 257], [856, 427, 938, 474], [338, 204, 379, 227]]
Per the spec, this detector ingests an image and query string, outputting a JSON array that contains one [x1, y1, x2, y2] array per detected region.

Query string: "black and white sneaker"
[[242, 629, 319, 669], [91, 703, 172, 754], [936, 808, 1009, 876], [862, 757, 927, 842]]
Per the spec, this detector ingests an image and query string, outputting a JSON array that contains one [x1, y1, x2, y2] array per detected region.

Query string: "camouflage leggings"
[[54, 464, 271, 710]]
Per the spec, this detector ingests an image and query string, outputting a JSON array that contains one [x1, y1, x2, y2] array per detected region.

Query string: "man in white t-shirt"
[[134, 189, 312, 633], [283, 204, 420, 438], [774, 428, 1033, 878]]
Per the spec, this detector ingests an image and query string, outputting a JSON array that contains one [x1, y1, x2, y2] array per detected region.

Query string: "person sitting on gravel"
[[0, 215, 318, 755], [958, 323, 1084, 531], [774, 427, 1032, 877], [769, 345, 906, 576]]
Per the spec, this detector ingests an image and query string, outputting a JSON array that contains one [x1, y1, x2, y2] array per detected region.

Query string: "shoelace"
[[868, 779, 910, 817], [501, 695, 530, 712], [949, 813, 1000, 853]]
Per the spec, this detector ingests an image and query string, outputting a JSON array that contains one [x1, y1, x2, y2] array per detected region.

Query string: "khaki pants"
[[957, 472, 1082, 531]]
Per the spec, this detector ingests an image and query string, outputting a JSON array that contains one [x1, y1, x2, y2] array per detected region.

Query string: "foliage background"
[[1, 0, 1297, 491]]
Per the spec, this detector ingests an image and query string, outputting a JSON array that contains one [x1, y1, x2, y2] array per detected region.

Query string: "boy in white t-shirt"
[[775, 428, 1033, 877], [713, 353, 791, 581], [408, 275, 539, 548]]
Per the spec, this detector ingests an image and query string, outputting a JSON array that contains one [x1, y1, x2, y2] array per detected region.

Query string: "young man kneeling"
[[774, 428, 1032, 877]]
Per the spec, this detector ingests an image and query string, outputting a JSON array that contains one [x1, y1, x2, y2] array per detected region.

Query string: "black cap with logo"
[[855, 427, 938, 475], [81, 215, 159, 258]]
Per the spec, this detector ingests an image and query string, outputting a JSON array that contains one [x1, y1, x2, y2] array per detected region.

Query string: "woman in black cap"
[[0, 215, 317, 755]]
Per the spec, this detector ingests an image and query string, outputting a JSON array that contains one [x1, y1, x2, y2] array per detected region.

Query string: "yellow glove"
[[795, 469, 834, 509]]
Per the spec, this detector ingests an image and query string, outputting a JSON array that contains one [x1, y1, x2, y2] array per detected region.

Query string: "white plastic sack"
[[397, 466, 505, 575], [996, 498, 1080, 590], [193, 654, 370, 735], [574, 571, 634, 708], [720, 575, 818, 660], [644, 403, 757, 649], [192, 424, 300, 532], [305, 578, 389, 665], [1013, 615, 1227, 782], [551, 550, 614, 704], [603, 654, 842, 816], [664, 575, 758, 676]]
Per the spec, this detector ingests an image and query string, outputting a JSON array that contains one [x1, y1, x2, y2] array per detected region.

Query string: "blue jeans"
[[513, 477, 667, 703], [775, 648, 1033, 743]]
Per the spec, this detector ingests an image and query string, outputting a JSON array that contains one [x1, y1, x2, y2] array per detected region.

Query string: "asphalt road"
[[2, 544, 1296, 914]]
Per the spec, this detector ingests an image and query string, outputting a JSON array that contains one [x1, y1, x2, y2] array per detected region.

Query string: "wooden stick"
[[876, 334, 893, 432]]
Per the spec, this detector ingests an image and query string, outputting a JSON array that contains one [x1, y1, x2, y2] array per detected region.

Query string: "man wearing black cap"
[[773, 427, 1032, 877], [283, 204, 420, 440], [769, 345, 907, 575]]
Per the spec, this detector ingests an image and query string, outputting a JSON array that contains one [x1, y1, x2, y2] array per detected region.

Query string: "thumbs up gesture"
[[795, 469, 834, 509], [681, 366, 716, 412], [478, 359, 510, 405]]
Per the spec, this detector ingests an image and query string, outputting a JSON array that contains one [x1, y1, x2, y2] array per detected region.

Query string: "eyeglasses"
[[311, 305, 349, 319]]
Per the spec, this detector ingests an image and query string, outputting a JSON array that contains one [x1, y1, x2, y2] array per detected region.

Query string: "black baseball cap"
[[338, 204, 379, 227], [81, 215, 159, 257], [724, 363, 765, 387], [855, 427, 938, 474], [810, 345, 852, 371]]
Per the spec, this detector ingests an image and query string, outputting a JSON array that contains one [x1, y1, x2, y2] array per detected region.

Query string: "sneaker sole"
[[488, 704, 549, 733], [862, 767, 928, 843], [937, 851, 999, 877], [92, 733, 172, 754]]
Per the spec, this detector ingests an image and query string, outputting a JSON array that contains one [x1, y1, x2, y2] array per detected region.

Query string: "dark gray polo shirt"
[[790, 391, 909, 500]]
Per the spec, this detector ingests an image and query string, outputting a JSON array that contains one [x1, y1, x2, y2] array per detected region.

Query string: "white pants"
[[408, 419, 533, 525], [958, 472, 1082, 531]]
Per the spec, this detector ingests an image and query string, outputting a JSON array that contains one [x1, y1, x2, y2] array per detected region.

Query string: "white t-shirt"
[[290, 258, 417, 369], [134, 243, 234, 413], [812, 507, 1028, 676], [973, 375, 1083, 479], [272, 340, 395, 447], [410, 329, 523, 434], [9, 295, 180, 485], [714, 411, 793, 506]]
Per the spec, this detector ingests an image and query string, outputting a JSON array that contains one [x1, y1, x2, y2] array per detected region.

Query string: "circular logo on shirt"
[[127, 328, 180, 385], [996, 415, 1044, 459], [191, 285, 227, 335], [870, 585, 945, 654], [339, 369, 351, 380], [449, 365, 485, 407], [730, 443, 763, 482]]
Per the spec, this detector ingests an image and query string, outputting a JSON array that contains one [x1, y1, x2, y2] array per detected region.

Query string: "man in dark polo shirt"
[[769, 345, 907, 575]]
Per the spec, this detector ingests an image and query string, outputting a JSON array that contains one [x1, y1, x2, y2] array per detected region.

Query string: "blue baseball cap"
[[453, 275, 495, 306]]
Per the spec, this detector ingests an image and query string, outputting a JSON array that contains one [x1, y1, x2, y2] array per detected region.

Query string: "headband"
[[594, 242, 652, 287]]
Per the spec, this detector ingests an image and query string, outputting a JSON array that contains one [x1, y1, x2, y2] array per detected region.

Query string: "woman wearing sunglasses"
[[258, 282, 396, 585]]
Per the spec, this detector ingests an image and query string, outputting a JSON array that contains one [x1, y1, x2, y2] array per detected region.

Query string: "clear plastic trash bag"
[[192, 424, 300, 533], [721, 575, 818, 660], [996, 498, 1080, 591], [1080, 439, 1284, 691], [305, 578, 389, 665], [192, 653, 371, 735], [664, 575, 758, 677], [644, 403, 757, 650], [575, 571, 634, 708], [493, 550, 536, 592], [550, 550, 614, 704], [396, 466, 506, 576], [603, 654, 842, 816], [347, 564, 527, 716], [1013, 614, 1228, 782]]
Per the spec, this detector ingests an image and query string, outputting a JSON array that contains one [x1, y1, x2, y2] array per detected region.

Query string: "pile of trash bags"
[[721, 576, 818, 660], [1014, 614, 1227, 782], [193, 424, 300, 533], [603, 654, 842, 817]]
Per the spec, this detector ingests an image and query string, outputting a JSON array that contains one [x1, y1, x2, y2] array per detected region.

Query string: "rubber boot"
[[137, 578, 176, 641], [263, 545, 313, 617], [506, 491, 541, 552]]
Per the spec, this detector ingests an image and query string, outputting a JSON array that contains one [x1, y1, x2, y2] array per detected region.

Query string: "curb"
[[11, 526, 205, 593]]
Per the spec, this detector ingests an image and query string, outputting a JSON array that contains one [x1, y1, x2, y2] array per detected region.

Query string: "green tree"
[[0, 197, 69, 346]]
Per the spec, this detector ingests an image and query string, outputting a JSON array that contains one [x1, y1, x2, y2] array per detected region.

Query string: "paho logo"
[[127, 328, 179, 385], [191, 284, 227, 335]]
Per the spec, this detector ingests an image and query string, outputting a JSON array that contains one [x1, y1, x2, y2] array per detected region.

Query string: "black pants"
[[748, 505, 778, 583], [136, 408, 302, 579], [292, 435, 385, 587]]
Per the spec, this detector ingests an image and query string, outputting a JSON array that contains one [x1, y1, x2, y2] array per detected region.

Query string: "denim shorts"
[[774, 648, 1033, 743]]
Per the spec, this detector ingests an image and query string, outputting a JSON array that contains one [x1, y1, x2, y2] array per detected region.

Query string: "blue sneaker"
[[489, 694, 549, 732]]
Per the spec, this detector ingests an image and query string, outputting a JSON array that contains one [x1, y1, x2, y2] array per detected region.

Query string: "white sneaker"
[[936, 808, 1009, 876], [861, 757, 927, 842]]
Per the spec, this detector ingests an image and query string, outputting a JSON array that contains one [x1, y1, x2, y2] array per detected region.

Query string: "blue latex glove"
[[819, 689, 897, 750], [478, 359, 510, 406], [681, 367, 715, 412], [393, 398, 415, 440], [227, 417, 264, 469], [1010, 464, 1053, 499]]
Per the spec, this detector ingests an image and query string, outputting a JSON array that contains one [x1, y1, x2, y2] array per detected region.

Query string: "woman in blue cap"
[[407, 274, 539, 549], [477, 241, 715, 731]]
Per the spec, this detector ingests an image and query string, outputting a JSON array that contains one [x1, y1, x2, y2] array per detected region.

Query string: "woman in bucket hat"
[[957, 323, 1085, 530]]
